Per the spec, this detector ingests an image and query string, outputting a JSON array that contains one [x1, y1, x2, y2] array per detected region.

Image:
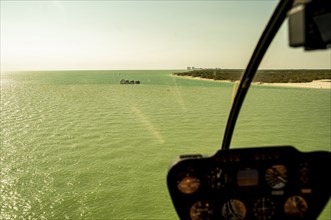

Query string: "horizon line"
[[2, 67, 331, 73]]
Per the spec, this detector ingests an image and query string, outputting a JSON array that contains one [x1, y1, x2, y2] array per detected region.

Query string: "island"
[[173, 69, 331, 89]]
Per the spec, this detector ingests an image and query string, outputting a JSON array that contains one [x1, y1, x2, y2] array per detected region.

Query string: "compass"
[[253, 197, 276, 220]]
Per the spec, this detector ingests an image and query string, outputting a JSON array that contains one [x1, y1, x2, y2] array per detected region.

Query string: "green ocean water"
[[1, 70, 330, 219]]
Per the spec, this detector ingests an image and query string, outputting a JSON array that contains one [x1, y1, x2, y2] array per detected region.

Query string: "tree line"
[[173, 69, 331, 83]]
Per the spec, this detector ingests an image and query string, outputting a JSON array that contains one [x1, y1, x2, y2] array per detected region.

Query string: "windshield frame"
[[221, 0, 294, 150]]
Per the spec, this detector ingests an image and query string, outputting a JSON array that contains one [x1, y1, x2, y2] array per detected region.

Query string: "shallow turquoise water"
[[1, 70, 330, 219]]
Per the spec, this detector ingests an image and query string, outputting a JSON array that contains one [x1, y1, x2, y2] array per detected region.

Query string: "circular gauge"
[[177, 176, 200, 194], [265, 165, 288, 189], [222, 199, 247, 220], [207, 167, 230, 190], [253, 197, 276, 220], [284, 195, 308, 218], [190, 201, 214, 220]]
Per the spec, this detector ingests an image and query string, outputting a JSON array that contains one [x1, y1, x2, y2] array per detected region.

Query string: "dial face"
[[207, 167, 230, 190], [265, 165, 288, 189], [177, 176, 200, 194], [222, 199, 247, 220], [284, 195, 308, 218], [253, 197, 276, 220], [190, 201, 214, 220]]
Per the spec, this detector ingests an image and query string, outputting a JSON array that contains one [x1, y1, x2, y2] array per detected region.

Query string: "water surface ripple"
[[1, 70, 330, 219]]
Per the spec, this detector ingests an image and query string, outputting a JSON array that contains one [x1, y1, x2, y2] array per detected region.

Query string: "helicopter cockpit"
[[166, 0, 331, 219]]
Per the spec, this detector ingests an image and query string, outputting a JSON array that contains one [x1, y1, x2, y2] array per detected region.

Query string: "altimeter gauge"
[[265, 165, 288, 189], [222, 199, 247, 220], [284, 195, 308, 218]]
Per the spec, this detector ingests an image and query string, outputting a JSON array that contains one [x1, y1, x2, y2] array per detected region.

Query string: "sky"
[[1, 0, 330, 72]]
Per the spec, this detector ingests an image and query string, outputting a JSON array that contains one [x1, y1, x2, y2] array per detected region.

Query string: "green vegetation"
[[173, 69, 331, 83]]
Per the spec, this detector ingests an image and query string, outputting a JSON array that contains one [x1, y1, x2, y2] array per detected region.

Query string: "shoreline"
[[255, 79, 331, 89], [174, 75, 331, 89]]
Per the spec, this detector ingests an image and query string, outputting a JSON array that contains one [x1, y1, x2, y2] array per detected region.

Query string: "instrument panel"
[[167, 146, 331, 220]]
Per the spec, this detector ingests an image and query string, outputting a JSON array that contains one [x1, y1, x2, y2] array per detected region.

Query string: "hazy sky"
[[1, 1, 330, 71]]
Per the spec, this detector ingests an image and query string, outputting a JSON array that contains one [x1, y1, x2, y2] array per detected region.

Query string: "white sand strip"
[[173, 75, 331, 89], [254, 79, 331, 89]]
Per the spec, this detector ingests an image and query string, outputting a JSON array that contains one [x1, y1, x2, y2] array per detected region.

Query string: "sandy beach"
[[254, 79, 331, 89], [174, 75, 331, 89]]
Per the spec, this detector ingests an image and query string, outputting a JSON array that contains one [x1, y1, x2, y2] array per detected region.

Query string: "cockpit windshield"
[[1, 1, 330, 219]]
